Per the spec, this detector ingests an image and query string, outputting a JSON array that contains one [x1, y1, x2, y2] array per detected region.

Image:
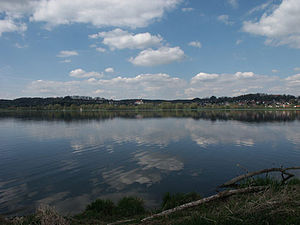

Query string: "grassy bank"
[[2, 178, 300, 225]]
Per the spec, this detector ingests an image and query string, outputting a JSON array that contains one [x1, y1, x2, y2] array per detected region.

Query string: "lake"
[[0, 110, 299, 216]]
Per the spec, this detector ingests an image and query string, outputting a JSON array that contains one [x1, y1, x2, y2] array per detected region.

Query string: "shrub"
[[85, 199, 115, 216], [117, 197, 145, 217]]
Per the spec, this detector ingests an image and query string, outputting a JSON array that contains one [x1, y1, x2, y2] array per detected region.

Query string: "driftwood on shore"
[[219, 166, 300, 188], [141, 166, 300, 223], [141, 186, 266, 222]]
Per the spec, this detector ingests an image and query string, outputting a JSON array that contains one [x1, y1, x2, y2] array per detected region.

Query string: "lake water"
[[0, 110, 299, 216]]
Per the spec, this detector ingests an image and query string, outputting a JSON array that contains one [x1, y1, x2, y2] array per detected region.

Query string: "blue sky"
[[0, 0, 300, 99]]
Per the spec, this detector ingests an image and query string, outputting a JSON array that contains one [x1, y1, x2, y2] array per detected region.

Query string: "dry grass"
[[36, 205, 69, 225], [142, 185, 300, 225]]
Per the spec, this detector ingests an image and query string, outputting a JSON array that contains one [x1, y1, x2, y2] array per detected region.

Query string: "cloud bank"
[[24, 72, 300, 99]]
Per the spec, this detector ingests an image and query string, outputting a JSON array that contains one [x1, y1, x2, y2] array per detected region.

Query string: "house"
[[134, 100, 144, 105]]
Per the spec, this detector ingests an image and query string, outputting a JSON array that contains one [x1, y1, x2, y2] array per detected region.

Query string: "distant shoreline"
[[1, 108, 300, 112]]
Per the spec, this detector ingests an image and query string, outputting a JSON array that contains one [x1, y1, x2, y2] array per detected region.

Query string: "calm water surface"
[[0, 110, 299, 215]]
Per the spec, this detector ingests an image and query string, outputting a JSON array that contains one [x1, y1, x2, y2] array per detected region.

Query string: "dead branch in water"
[[219, 166, 300, 188], [141, 186, 266, 222]]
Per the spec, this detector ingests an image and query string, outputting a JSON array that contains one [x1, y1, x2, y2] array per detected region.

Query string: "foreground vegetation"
[[1, 175, 300, 225]]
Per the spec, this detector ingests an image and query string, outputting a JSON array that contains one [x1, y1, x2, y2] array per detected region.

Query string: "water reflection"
[[0, 110, 299, 216], [0, 110, 300, 122]]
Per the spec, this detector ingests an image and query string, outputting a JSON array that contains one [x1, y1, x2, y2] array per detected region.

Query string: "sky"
[[0, 0, 300, 100]]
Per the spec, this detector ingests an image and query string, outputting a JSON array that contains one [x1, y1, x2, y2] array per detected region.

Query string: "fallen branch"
[[141, 186, 266, 222], [220, 167, 300, 188], [107, 219, 135, 225]]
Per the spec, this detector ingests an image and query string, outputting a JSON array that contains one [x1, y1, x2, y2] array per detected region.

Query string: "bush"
[[117, 197, 145, 217], [85, 199, 115, 216]]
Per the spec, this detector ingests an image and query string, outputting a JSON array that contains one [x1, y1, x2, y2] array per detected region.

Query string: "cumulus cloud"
[[31, 0, 181, 29], [0, 18, 27, 36], [188, 41, 202, 48], [285, 74, 300, 87], [243, 0, 300, 48], [69, 69, 103, 78], [217, 14, 234, 25], [191, 73, 219, 83], [25, 73, 186, 99], [57, 50, 78, 58], [23, 71, 300, 99], [235, 72, 254, 78], [95, 47, 106, 53], [186, 72, 297, 97], [0, 0, 181, 35], [105, 67, 114, 73], [129, 46, 185, 66], [0, 0, 35, 35], [89, 29, 163, 50]]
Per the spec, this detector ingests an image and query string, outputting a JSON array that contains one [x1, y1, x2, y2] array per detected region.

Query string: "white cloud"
[[25, 80, 81, 96], [236, 39, 243, 45], [235, 72, 254, 78], [228, 0, 238, 9], [31, 0, 181, 29], [243, 0, 300, 48], [0, 0, 37, 15], [60, 59, 71, 63], [57, 50, 78, 58], [285, 74, 300, 87], [25, 73, 187, 99], [294, 67, 300, 71], [272, 69, 279, 73], [15, 43, 28, 48], [129, 46, 185, 66], [95, 47, 106, 53], [186, 72, 295, 97], [182, 7, 194, 12], [105, 67, 114, 73], [0, 0, 181, 35], [0, 1, 36, 35], [0, 18, 27, 36], [69, 69, 103, 79], [217, 14, 234, 25], [285, 74, 300, 81], [247, 1, 273, 15], [191, 73, 219, 83], [188, 41, 202, 48], [89, 29, 163, 50], [23, 72, 300, 99]]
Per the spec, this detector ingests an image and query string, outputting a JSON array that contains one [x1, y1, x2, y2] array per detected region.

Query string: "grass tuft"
[[238, 175, 282, 190], [161, 192, 202, 211]]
